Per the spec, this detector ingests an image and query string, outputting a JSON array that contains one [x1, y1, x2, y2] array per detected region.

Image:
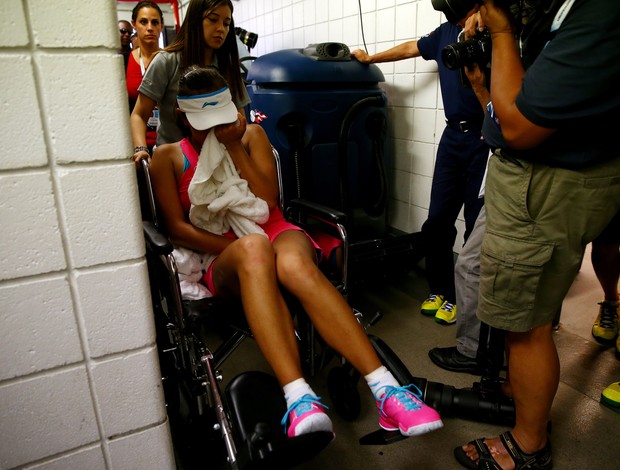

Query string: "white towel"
[[188, 130, 269, 238], [172, 245, 215, 300]]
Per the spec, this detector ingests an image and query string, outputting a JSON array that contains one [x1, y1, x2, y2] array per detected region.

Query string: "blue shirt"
[[417, 22, 485, 123]]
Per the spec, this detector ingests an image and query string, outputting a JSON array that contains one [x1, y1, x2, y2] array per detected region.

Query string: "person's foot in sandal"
[[454, 431, 552, 469]]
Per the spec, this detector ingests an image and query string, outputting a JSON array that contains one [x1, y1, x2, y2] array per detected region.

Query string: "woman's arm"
[[150, 144, 236, 253], [215, 116, 280, 208], [130, 93, 157, 162]]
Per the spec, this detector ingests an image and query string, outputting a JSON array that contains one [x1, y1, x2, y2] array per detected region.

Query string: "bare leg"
[[273, 230, 382, 376], [591, 241, 620, 301], [211, 233, 303, 387], [461, 322, 557, 469]]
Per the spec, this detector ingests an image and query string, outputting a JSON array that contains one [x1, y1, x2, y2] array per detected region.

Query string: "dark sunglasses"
[[119, 28, 131, 35]]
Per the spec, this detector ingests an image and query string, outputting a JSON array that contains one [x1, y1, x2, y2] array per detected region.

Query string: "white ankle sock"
[[282, 378, 332, 436], [365, 366, 401, 399], [283, 378, 315, 409]]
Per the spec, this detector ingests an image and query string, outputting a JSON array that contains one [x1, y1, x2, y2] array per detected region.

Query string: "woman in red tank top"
[[126, 1, 163, 151]]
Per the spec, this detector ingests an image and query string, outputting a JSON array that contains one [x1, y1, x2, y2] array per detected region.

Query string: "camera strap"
[[517, 0, 568, 67], [551, 0, 576, 33]]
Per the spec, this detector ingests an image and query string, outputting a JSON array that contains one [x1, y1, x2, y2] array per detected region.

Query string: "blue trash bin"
[[246, 42, 390, 241]]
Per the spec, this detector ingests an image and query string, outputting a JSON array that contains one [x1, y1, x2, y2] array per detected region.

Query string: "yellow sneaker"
[[616, 334, 620, 361], [421, 294, 445, 316], [591, 300, 619, 344], [435, 301, 457, 325], [601, 382, 620, 408]]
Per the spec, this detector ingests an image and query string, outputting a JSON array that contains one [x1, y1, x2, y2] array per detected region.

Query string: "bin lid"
[[247, 42, 385, 84]]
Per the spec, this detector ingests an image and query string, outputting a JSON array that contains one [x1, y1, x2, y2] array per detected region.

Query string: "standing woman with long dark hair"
[[130, 0, 249, 163], [126, 1, 164, 153]]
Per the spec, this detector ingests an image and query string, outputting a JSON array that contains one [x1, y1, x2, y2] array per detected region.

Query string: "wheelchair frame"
[[138, 152, 348, 468]]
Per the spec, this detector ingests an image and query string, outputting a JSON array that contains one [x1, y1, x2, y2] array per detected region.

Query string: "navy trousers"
[[421, 125, 488, 304]]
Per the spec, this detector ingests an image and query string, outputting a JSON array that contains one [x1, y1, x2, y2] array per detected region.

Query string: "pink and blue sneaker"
[[376, 384, 443, 436], [281, 394, 333, 438]]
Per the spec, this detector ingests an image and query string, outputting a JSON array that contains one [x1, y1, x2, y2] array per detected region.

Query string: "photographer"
[[447, 0, 620, 468], [351, 8, 490, 327]]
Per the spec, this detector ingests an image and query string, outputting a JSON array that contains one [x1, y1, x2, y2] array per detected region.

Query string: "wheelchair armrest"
[[142, 221, 173, 255], [286, 198, 347, 225]]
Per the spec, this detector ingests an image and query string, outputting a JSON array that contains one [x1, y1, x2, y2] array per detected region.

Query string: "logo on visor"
[[202, 101, 219, 108]]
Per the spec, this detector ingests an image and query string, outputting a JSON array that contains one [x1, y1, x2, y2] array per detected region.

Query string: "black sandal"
[[454, 431, 553, 469]]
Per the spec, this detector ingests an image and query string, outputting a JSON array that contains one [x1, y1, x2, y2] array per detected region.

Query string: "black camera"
[[235, 27, 258, 51], [441, 28, 492, 88], [410, 375, 515, 425], [442, 28, 491, 71]]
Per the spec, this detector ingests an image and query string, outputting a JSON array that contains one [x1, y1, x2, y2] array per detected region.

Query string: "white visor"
[[177, 87, 238, 130]]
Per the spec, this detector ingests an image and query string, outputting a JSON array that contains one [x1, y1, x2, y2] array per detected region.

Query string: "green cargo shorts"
[[478, 151, 620, 332]]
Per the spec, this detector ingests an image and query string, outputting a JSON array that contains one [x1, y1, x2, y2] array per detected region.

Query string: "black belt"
[[445, 119, 482, 133]]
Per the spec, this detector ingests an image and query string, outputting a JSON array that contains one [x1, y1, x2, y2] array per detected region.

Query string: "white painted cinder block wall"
[[0, 0, 174, 468], [233, 0, 467, 250]]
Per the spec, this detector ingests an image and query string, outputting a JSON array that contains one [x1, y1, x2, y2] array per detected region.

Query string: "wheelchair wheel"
[[327, 365, 361, 421]]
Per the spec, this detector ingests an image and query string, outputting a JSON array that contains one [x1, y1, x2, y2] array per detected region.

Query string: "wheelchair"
[[136, 149, 418, 469]]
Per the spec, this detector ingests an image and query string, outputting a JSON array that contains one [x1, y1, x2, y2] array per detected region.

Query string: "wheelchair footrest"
[[359, 428, 407, 446], [226, 371, 333, 468], [243, 429, 334, 469]]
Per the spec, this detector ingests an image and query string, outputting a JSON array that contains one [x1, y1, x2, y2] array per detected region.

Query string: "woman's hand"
[[132, 148, 151, 164], [214, 112, 246, 147]]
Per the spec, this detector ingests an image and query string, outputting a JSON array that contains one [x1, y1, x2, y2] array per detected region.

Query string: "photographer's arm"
[[464, 64, 490, 111], [351, 41, 420, 64], [481, 0, 556, 150]]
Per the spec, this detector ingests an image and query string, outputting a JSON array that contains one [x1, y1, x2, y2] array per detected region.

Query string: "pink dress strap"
[[178, 138, 199, 214]]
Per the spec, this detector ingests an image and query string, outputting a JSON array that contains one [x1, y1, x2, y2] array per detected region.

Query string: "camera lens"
[[441, 44, 462, 70], [441, 31, 491, 71]]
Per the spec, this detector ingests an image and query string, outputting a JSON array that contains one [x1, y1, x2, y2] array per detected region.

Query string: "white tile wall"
[[108, 421, 175, 469], [0, 276, 82, 381], [75, 261, 155, 358], [0, 367, 100, 468], [0, 55, 47, 169], [234, 0, 467, 251], [28, 0, 118, 49], [0, 0, 174, 468], [27, 446, 107, 470], [0, 0, 29, 47], [0, 171, 66, 280], [57, 164, 144, 268], [92, 347, 166, 438], [38, 54, 132, 163]]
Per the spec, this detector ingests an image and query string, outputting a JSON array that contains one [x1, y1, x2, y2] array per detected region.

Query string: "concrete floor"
[[182, 244, 619, 469]]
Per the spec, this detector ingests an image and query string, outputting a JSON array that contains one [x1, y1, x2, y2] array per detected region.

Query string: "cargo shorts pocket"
[[480, 231, 554, 311]]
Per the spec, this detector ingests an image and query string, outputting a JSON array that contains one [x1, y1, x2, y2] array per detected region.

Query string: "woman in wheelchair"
[[149, 65, 444, 439]]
